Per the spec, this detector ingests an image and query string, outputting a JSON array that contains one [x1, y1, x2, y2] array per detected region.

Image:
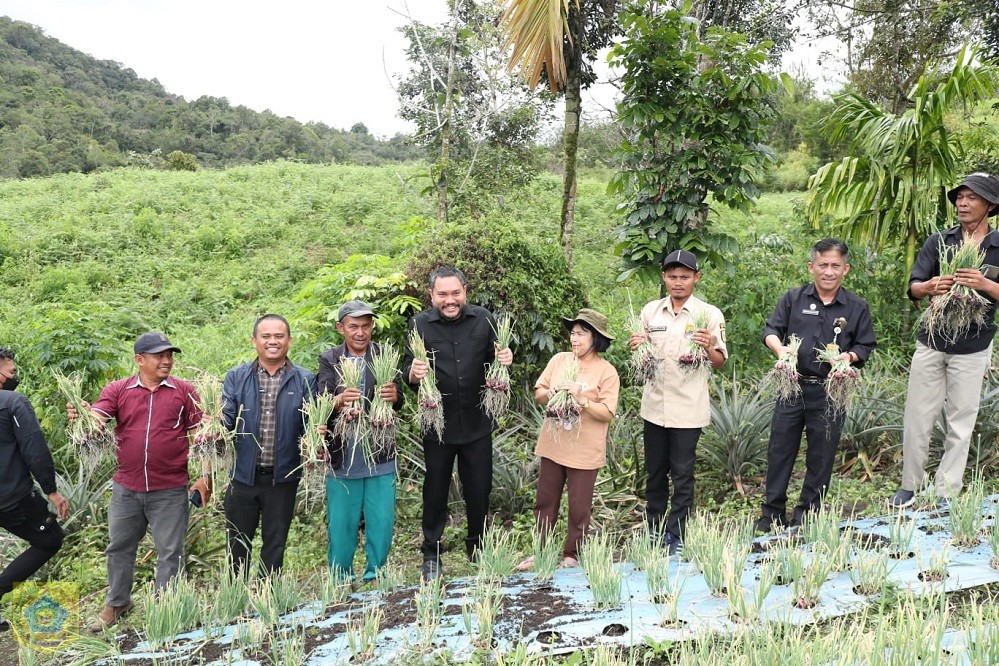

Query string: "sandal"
[[516, 556, 535, 572]]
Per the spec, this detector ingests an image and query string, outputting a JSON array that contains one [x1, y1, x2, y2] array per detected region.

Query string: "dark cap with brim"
[[948, 172, 999, 216], [563, 308, 614, 340], [134, 331, 181, 355], [661, 249, 699, 271], [338, 300, 375, 322]]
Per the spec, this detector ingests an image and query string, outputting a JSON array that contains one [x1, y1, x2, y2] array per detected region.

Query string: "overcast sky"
[[0, 0, 837, 138]]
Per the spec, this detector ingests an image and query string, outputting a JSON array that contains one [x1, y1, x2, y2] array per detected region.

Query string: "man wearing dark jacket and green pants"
[[318, 300, 403, 581], [222, 314, 316, 575]]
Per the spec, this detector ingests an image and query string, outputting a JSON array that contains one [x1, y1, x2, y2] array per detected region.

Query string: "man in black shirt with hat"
[[888, 173, 999, 508]]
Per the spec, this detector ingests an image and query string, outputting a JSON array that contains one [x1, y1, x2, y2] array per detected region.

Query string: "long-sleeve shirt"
[[0, 391, 58, 510], [402, 305, 498, 446], [91, 376, 203, 492], [762, 283, 877, 378], [910, 225, 999, 354]]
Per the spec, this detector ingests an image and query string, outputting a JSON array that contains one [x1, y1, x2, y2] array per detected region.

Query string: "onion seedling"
[[627, 300, 661, 385], [919, 238, 989, 347], [54, 371, 116, 473], [815, 344, 859, 415], [544, 356, 581, 433]]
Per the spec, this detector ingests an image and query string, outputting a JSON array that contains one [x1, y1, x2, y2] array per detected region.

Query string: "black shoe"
[[421, 559, 441, 582], [887, 489, 915, 509], [0, 616, 8, 632], [665, 532, 683, 557], [754, 515, 785, 536]]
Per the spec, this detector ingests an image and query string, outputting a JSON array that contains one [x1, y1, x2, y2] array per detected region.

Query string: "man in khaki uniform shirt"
[[629, 250, 727, 555]]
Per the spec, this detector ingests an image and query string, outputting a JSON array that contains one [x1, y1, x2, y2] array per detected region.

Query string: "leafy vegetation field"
[[1, 162, 998, 664]]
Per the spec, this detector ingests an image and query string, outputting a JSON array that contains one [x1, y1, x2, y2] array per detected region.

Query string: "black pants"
[[0, 490, 64, 600], [421, 435, 492, 560], [224, 472, 298, 575], [643, 421, 701, 540], [762, 382, 845, 524]]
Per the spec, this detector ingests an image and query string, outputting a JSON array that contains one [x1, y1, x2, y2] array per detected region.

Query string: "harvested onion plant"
[[627, 310, 661, 385], [332, 357, 367, 447], [481, 314, 514, 420], [677, 310, 711, 376], [54, 371, 115, 472], [579, 531, 622, 609], [189, 371, 235, 471], [765, 334, 803, 402], [544, 357, 581, 434], [919, 238, 990, 346], [367, 341, 400, 456], [299, 392, 336, 504], [816, 344, 859, 415], [409, 329, 444, 440]]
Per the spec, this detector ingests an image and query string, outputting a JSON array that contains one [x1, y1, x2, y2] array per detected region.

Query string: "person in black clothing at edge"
[[754, 239, 877, 534], [402, 266, 514, 581], [0, 346, 70, 631]]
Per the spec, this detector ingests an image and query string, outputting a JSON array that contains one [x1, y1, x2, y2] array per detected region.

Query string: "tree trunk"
[[437, 12, 461, 224], [560, 11, 584, 267]]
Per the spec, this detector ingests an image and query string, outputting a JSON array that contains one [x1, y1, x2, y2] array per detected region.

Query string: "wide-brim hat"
[[563, 308, 614, 340], [947, 172, 999, 216]]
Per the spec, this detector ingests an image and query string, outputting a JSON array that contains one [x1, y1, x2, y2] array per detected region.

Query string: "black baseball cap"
[[947, 172, 999, 216], [134, 332, 181, 355], [661, 249, 699, 271], [337, 300, 375, 322]]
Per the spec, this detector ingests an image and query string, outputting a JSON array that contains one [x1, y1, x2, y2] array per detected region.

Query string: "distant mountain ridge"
[[0, 16, 418, 178]]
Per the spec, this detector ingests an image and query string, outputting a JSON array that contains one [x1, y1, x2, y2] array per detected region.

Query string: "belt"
[[256, 465, 275, 475], [798, 375, 824, 385]]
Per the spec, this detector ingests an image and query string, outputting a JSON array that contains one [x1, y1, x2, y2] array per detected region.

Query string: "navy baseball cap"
[[661, 249, 699, 271], [134, 332, 181, 355]]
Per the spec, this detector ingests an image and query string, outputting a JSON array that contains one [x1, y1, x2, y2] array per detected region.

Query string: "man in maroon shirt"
[[72, 332, 209, 632]]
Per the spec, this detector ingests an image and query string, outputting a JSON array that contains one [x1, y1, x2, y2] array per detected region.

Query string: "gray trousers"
[[901, 342, 992, 496], [106, 482, 188, 606]]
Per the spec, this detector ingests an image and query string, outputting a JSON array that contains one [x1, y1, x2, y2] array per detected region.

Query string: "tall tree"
[[500, 0, 618, 265], [609, 2, 781, 283], [804, 0, 974, 114], [806, 44, 998, 315], [397, 0, 552, 222]]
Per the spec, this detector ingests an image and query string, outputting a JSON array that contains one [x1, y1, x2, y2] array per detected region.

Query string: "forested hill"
[[0, 17, 420, 179]]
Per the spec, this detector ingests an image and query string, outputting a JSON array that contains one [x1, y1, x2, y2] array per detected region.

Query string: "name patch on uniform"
[[648, 326, 670, 333], [801, 309, 819, 316]]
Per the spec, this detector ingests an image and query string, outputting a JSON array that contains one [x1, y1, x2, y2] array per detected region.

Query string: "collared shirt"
[[402, 304, 498, 445], [910, 225, 999, 353], [91, 375, 203, 492], [763, 283, 877, 379], [639, 295, 728, 428], [254, 360, 289, 467]]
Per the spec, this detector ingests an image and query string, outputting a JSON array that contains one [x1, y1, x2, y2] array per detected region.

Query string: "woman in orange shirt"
[[518, 309, 620, 569]]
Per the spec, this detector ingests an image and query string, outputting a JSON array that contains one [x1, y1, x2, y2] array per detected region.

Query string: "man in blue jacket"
[[222, 314, 316, 575]]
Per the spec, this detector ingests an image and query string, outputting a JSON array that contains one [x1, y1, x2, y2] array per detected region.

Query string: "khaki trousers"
[[901, 342, 992, 496]]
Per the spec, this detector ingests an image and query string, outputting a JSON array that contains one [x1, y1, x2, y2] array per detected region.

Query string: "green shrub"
[[405, 216, 588, 383]]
